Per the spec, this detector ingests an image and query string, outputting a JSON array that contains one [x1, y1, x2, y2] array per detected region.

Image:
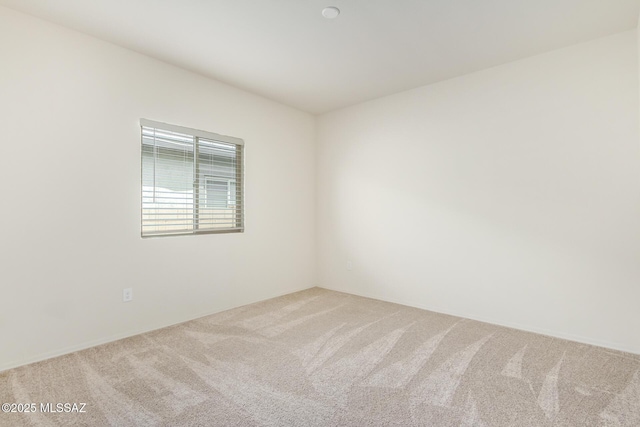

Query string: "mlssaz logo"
[[40, 403, 87, 413]]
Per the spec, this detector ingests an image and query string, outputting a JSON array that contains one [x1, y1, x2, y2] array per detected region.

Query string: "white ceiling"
[[2, 0, 639, 114]]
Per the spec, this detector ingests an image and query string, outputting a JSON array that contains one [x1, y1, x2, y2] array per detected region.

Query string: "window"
[[141, 119, 244, 237], [205, 177, 236, 208]]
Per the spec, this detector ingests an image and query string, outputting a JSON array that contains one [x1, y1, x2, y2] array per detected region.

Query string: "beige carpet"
[[1, 288, 639, 426]]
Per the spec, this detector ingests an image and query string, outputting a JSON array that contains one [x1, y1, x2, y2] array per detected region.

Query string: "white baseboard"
[[0, 285, 316, 373], [318, 285, 640, 356]]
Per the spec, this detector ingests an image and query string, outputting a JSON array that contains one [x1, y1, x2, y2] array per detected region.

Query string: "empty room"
[[1, 0, 640, 426]]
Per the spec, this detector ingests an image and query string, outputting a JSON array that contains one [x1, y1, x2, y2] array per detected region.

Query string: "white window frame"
[[140, 119, 244, 237]]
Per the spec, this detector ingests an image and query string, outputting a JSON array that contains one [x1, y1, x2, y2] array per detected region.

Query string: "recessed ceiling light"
[[322, 7, 340, 19]]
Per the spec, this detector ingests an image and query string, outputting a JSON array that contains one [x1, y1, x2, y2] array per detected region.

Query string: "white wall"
[[317, 31, 640, 353], [0, 6, 316, 371]]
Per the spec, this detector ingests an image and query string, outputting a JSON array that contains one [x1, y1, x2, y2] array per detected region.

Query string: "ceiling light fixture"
[[322, 6, 340, 19]]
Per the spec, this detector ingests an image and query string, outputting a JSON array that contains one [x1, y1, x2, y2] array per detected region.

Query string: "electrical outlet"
[[123, 288, 133, 302], [347, 260, 353, 271]]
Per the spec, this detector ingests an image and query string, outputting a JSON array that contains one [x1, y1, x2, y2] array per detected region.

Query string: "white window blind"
[[141, 119, 244, 237]]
